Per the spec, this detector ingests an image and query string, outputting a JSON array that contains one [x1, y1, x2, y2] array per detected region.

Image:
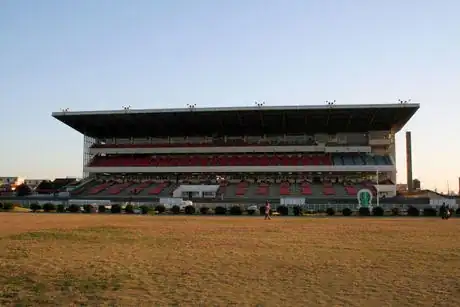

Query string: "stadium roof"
[[52, 103, 419, 138]]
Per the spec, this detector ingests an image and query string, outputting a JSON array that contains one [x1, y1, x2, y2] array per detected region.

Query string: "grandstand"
[[52, 103, 419, 204]]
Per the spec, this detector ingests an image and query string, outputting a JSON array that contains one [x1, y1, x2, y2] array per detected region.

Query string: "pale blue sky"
[[1, 0, 459, 192]]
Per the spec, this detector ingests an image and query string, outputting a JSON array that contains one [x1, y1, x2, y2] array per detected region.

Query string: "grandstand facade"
[[52, 103, 419, 204]]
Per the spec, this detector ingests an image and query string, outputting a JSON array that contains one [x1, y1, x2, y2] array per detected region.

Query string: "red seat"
[[301, 183, 312, 195], [235, 188, 247, 196], [279, 182, 290, 195], [147, 182, 169, 195], [323, 186, 336, 195], [256, 184, 269, 195], [89, 154, 334, 167], [345, 186, 357, 196], [88, 182, 112, 195]]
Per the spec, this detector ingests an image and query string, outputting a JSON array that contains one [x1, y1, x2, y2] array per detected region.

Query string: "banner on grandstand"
[[357, 189, 373, 209], [280, 197, 306, 206]]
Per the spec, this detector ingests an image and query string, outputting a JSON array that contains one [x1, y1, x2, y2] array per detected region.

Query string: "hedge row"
[[26, 203, 142, 214], [1, 203, 458, 217]]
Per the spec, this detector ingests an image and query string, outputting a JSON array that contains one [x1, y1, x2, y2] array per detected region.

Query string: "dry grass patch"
[[0, 213, 459, 306]]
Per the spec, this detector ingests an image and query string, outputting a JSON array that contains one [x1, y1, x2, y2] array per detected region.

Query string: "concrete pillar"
[[406, 131, 413, 192]]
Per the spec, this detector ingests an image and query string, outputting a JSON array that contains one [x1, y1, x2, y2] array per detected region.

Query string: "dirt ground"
[[0, 213, 459, 306]]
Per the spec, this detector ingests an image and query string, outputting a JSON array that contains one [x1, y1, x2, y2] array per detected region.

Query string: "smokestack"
[[406, 131, 413, 192]]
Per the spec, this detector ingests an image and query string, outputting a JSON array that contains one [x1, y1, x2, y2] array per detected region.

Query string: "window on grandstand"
[[182, 191, 200, 198], [203, 191, 216, 198]]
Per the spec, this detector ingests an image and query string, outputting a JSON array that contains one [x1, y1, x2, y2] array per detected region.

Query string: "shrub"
[[215, 206, 227, 215], [185, 205, 195, 215], [56, 204, 65, 213], [391, 207, 400, 216], [229, 206, 242, 215], [277, 205, 289, 216], [43, 203, 56, 212], [68, 204, 80, 213], [30, 203, 41, 212], [2, 203, 13, 211], [342, 208, 352, 216], [155, 204, 166, 214], [111, 204, 122, 214], [407, 206, 420, 216], [372, 206, 384, 216], [124, 204, 134, 214], [423, 207, 437, 216], [171, 205, 180, 214], [358, 207, 371, 216], [326, 207, 335, 216], [83, 204, 95, 213], [456, 208, 460, 216], [140, 205, 150, 214], [98, 205, 106, 213], [200, 207, 209, 215], [293, 206, 303, 216], [247, 209, 256, 215]]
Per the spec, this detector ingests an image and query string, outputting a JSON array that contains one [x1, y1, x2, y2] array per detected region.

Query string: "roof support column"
[[259, 111, 265, 130], [236, 111, 244, 128], [369, 110, 377, 126], [282, 112, 286, 132], [346, 114, 353, 130]]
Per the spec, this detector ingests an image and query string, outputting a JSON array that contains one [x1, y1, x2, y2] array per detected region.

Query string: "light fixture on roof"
[[254, 101, 265, 107], [398, 99, 411, 104], [186, 103, 196, 110], [325, 100, 336, 106]]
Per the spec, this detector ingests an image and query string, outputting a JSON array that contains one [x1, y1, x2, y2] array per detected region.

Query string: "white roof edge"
[[52, 103, 420, 117]]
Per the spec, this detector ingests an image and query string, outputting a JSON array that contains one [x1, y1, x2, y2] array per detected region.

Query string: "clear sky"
[[1, 0, 459, 192]]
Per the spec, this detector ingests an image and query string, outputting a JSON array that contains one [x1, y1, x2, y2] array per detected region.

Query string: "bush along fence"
[[0, 202, 459, 217]]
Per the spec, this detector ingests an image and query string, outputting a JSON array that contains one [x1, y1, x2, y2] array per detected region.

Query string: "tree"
[[155, 205, 166, 214], [68, 204, 80, 213], [125, 204, 134, 214], [30, 203, 41, 212], [184, 205, 195, 215], [277, 206, 289, 216], [2, 203, 13, 211], [229, 206, 242, 215], [326, 208, 335, 216], [15, 184, 32, 197], [111, 204, 122, 214], [200, 207, 210, 215], [140, 205, 150, 214], [83, 204, 95, 213], [342, 208, 352, 216], [42, 203, 56, 212]]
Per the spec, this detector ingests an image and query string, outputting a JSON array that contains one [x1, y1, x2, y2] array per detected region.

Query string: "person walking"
[[264, 201, 271, 220]]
